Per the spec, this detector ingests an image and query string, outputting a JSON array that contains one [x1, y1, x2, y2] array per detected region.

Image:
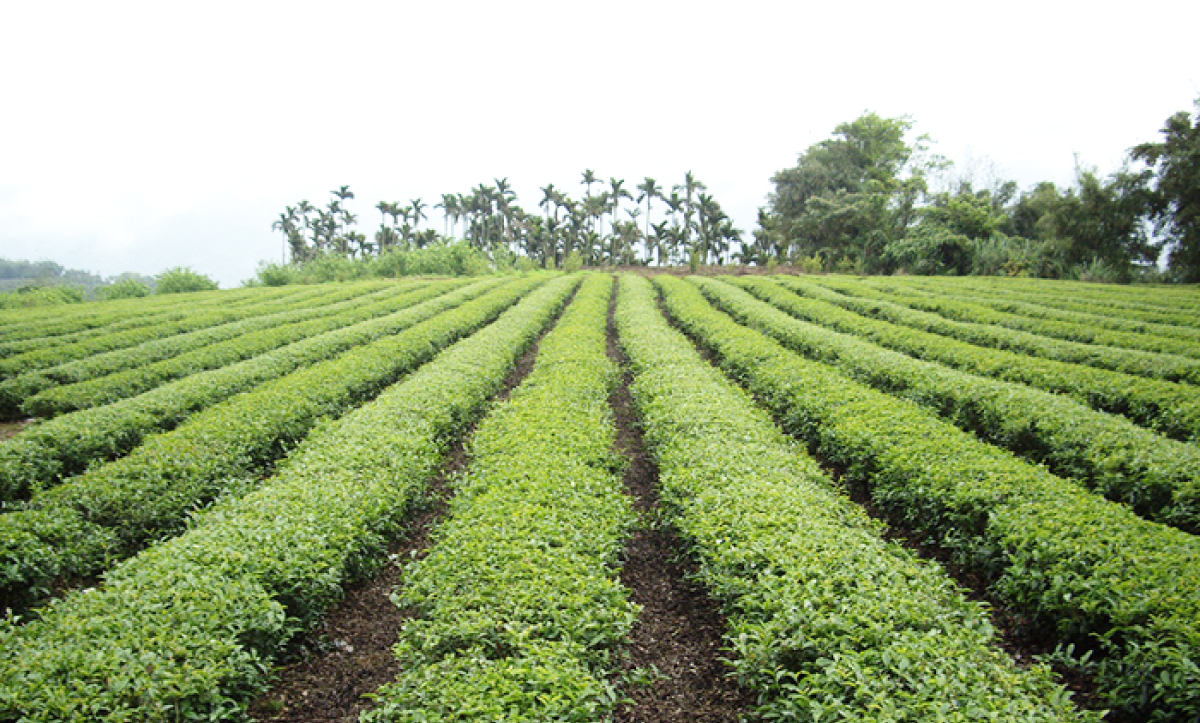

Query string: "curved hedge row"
[[0, 285, 339, 356], [657, 275, 1200, 722], [787, 277, 1200, 385], [770, 276, 1200, 442], [0, 274, 581, 723], [0, 278, 503, 502], [0, 276, 544, 613], [617, 275, 1091, 722], [917, 280, 1200, 344], [15, 280, 462, 419], [811, 275, 1200, 359], [904, 276, 1200, 329], [714, 276, 1200, 532], [0, 281, 416, 418], [0, 286, 278, 347], [0, 286, 345, 378], [366, 274, 636, 722]]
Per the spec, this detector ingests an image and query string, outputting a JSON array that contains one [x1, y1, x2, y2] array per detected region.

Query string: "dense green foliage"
[[368, 274, 635, 722], [816, 275, 1200, 356], [711, 276, 1200, 531], [6, 283, 413, 419], [97, 278, 151, 300], [802, 275, 1200, 383], [0, 285, 85, 310], [0, 283, 397, 417], [755, 102, 1200, 282], [0, 280, 492, 502], [772, 276, 1200, 441], [1133, 100, 1200, 281], [0, 277, 542, 612], [254, 242, 491, 285], [0, 275, 580, 723], [656, 275, 1200, 721], [154, 266, 219, 294], [617, 274, 1091, 722]]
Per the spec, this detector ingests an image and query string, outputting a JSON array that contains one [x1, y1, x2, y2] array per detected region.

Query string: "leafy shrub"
[[0, 277, 542, 610], [156, 266, 219, 294], [0, 280, 487, 503], [0, 275, 580, 723], [98, 278, 151, 300], [0, 285, 84, 309], [563, 250, 583, 273], [618, 275, 1093, 722], [656, 274, 1200, 722], [772, 275, 1200, 441], [369, 274, 634, 722], [884, 224, 973, 275], [719, 276, 1200, 531]]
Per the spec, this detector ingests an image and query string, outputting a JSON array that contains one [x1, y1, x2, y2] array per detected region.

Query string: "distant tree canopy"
[[273, 173, 743, 271], [1133, 99, 1200, 282], [757, 104, 1200, 282], [0, 258, 104, 293], [155, 266, 219, 294], [752, 112, 942, 272]]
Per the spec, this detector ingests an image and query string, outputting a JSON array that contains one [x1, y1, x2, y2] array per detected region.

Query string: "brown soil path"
[[249, 313, 549, 723], [608, 279, 753, 723]]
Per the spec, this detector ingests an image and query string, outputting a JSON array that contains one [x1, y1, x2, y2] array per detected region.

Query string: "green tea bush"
[[0, 282, 398, 417], [656, 274, 1200, 722], [368, 274, 637, 722], [0, 277, 544, 610], [802, 275, 1200, 382], [0, 274, 580, 723], [617, 275, 1093, 723], [0, 280, 488, 501], [716, 276, 1200, 531], [771, 276, 1200, 442]]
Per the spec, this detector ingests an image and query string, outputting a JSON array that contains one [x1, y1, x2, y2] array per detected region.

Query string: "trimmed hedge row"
[[0, 276, 544, 612], [657, 275, 1200, 722], [903, 276, 1200, 329], [0, 286, 282, 346], [0, 278, 503, 502], [0, 281, 415, 418], [812, 275, 1200, 359], [904, 277, 1200, 341], [0, 285, 338, 355], [0, 274, 581, 723], [715, 276, 1200, 532], [366, 274, 635, 723], [15, 280, 462, 419], [770, 276, 1200, 442], [617, 275, 1091, 722], [0, 286, 341, 378], [785, 277, 1200, 385]]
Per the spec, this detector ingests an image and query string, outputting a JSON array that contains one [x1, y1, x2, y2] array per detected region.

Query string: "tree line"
[[756, 101, 1200, 282], [273, 99, 1199, 282], [273, 171, 743, 271]]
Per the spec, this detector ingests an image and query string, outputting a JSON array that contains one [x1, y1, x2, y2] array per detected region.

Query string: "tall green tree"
[[636, 177, 661, 243], [1133, 99, 1200, 281], [763, 112, 939, 271]]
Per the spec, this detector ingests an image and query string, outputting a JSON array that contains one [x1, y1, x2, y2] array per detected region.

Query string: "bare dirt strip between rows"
[[248, 291, 567, 723], [0, 419, 32, 441], [608, 278, 754, 723], [652, 286, 1115, 721]]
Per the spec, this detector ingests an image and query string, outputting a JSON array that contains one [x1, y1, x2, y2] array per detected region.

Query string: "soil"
[[0, 419, 34, 441], [607, 277, 754, 723], [248, 302, 555, 723]]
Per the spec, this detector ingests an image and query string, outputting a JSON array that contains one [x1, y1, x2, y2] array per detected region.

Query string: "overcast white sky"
[[2, 0, 1197, 287]]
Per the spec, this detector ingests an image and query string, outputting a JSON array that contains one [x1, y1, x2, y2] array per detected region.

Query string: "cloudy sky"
[[2, 0, 1197, 287]]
